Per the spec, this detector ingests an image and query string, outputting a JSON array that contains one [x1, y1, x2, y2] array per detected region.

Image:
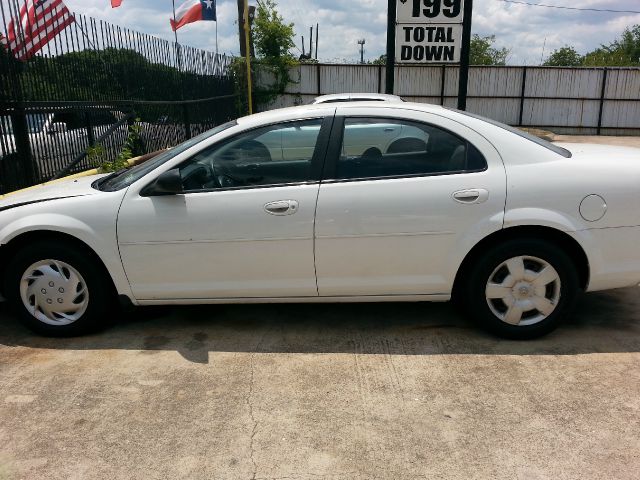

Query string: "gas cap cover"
[[579, 194, 607, 222]]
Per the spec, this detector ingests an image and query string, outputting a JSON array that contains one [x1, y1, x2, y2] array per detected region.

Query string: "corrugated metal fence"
[[262, 64, 640, 135]]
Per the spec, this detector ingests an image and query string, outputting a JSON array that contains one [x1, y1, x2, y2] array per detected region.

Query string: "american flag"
[[3, 0, 75, 61]]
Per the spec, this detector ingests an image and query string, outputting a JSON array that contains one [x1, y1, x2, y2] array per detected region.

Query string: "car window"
[[178, 118, 323, 191], [25, 114, 48, 134], [97, 120, 238, 192], [336, 117, 487, 180], [446, 107, 572, 158]]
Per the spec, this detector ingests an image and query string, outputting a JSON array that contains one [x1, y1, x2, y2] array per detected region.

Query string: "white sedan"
[[1, 102, 639, 339]]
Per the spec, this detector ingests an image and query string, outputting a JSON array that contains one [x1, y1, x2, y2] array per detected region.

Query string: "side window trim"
[[321, 115, 488, 183], [173, 116, 334, 194], [321, 115, 345, 181]]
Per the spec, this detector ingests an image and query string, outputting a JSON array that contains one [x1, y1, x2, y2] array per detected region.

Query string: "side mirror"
[[146, 168, 183, 195], [48, 122, 67, 134]]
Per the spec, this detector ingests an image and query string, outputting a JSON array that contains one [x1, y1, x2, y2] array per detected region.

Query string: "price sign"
[[397, 0, 464, 23], [395, 24, 462, 62], [396, 0, 464, 63]]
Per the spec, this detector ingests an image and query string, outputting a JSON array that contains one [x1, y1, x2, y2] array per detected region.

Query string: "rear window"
[[446, 108, 572, 158]]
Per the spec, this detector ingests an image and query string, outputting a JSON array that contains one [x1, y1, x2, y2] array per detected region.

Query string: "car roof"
[[313, 93, 403, 103], [236, 101, 446, 128]]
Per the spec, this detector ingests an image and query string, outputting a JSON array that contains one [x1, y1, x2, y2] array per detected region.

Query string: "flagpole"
[[171, 0, 182, 74], [171, 0, 179, 47], [243, 0, 252, 114]]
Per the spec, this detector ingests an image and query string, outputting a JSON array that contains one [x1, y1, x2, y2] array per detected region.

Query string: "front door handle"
[[264, 200, 298, 216], [452, 189, 489, 204]]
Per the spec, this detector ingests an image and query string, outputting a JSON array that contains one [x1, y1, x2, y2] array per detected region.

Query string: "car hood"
[[0, 174, 107, 211]]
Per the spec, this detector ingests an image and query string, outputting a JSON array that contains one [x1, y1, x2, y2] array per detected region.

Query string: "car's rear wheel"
[[4, 242, 112, 336], [462, 239, 579, 339]]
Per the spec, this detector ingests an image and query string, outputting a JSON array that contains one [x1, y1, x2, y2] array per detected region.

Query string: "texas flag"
[[170, 0, 216, 32]]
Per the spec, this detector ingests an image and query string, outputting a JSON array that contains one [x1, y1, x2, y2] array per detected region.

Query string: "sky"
[[4, 0, 640, 64]]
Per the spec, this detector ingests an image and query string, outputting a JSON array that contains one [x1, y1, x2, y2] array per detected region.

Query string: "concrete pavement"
[[1, 287, 639, 480]]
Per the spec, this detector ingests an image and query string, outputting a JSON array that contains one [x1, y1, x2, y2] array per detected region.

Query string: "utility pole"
[[315, 23, 319, 59], [243, 0, 253, 114], [385, 0, 396, 94], [358, 39, 365, 64], [236, 0, 247, 57]]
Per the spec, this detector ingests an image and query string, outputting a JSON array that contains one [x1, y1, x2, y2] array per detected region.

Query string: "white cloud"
[[4, 0, 640, 64]]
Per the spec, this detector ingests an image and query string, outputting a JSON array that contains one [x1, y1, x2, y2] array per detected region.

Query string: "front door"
[[314, 109, 506, 296], [117, 117, 331, 300]]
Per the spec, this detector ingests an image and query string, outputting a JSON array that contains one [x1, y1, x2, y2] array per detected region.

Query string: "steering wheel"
[[181, 163, 215, 190]]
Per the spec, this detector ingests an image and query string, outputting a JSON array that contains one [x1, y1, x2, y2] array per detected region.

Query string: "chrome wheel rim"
[[485, 255, 561, 326], [19, 259, 89, 326]]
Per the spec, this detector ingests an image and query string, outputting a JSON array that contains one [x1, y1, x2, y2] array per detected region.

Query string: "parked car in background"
[[312, 93, 404, 104], [0, 110, 128, 190], [1, 102, 640, 339]]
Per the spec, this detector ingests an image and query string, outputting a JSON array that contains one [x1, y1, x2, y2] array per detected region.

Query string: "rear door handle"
[[452, 189, 489, 204], [264, 200, 298, 215]]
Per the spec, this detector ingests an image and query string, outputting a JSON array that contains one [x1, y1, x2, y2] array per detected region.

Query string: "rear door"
[[314, 107, 506, 296]]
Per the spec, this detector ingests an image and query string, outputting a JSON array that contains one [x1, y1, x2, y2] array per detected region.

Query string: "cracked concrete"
[[1, 286, 640, 479]]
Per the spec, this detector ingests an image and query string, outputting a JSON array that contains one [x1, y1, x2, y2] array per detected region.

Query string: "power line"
[[497, 0, 640, 14]]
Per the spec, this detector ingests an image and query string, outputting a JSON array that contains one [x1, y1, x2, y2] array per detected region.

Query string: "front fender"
[[0, 195, 136, 302]]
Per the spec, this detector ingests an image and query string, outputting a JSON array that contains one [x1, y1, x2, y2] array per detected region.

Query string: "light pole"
[[358, 39, 365, 64]]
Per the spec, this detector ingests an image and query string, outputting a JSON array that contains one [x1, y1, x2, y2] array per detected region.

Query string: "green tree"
[[369, 54, 386, 65], [233, 0, 297, 110], [470, 34, 509, 65], [583, 24, 640, 66], [253, 0, 295, 60], [543, 46, 582, 66]]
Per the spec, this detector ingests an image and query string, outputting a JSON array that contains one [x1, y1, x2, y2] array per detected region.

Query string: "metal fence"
[[0, 95, 237, 192], [0, 10, 237, 193], [263, 64, 640, 136]]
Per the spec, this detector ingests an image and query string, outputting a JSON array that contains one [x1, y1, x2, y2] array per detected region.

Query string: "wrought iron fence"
[[0, 9, 238, 193], [0, 95, 238, 193]]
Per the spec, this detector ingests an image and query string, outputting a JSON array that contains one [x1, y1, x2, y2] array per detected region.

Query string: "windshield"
[[97, 120, 237, 192], [446, 108, 572, 158]]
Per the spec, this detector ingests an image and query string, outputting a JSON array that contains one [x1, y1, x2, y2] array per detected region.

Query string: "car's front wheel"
[[463, 239, 579, 339], [4, 242, 112, 336]]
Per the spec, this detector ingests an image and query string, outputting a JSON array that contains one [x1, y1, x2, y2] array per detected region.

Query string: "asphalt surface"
[[1, 135, 640, 480], [1, 288, 639, 480]]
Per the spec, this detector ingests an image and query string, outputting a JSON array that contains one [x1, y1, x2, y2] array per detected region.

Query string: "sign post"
[[457, 0, 473, 110], [385, 0, 397, 94]]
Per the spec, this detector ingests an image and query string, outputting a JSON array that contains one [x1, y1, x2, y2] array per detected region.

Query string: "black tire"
[[3, 241, 113, 336], [461, 239, 579, 339]]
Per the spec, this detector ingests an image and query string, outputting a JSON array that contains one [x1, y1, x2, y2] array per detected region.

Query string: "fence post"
[[317, 64, 321, 96], [84, 111, 95, 148], [182, 103, 192, 140], [597, 67, 608, 136], [4, 54, 38, 187], [440, 65, 446, 106], [9, 110, 37, 187], [518, 66, 527, 127]]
